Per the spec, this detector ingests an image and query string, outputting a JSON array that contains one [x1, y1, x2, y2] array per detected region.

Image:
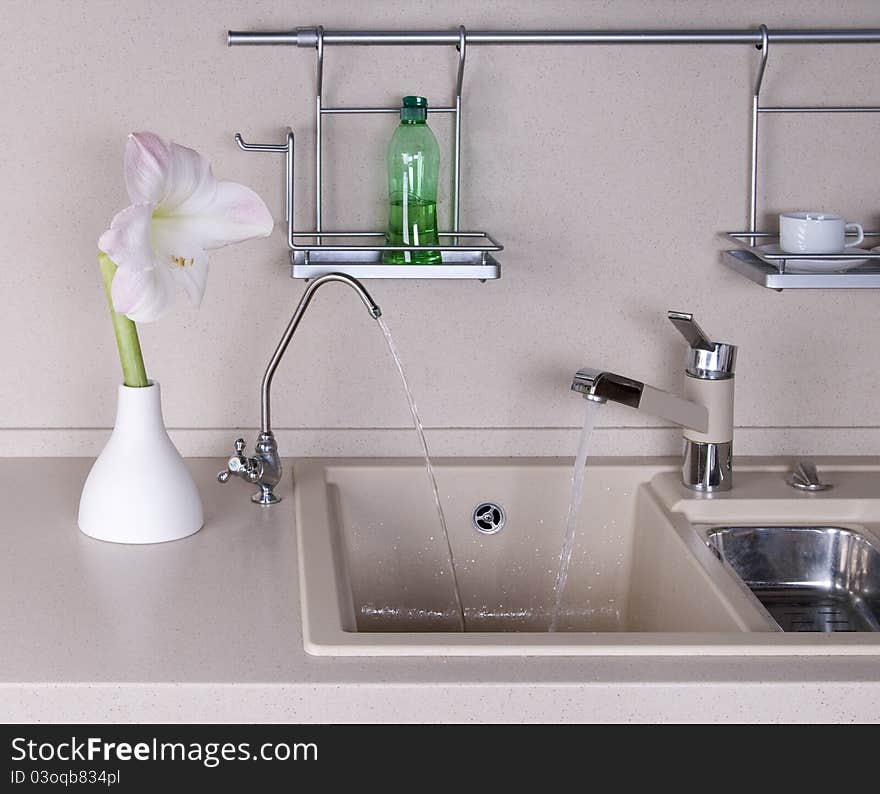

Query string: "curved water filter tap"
[[218, 273, 382, 505]]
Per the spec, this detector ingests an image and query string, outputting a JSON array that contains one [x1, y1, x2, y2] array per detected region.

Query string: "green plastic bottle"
[[384, 96, 441, 264]]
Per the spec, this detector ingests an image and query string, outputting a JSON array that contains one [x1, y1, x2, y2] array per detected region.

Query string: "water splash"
[[378, 317, 466, 631], [549, 398, 602, 632], [360, 602, 622, 632]]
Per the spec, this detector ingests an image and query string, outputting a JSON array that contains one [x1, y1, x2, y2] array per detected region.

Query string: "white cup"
[[779, 211, 864, 254]]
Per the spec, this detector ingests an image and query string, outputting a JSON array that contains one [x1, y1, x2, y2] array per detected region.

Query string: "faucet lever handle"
[[667, 311, 715, 351], [217, 438, 252, 484]]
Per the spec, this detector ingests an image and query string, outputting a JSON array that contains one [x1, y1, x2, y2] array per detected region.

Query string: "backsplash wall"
[[4, 0, 880, 457]]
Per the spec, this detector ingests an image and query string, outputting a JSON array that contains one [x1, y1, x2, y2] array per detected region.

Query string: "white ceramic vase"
[[78, 381, 204, 544]]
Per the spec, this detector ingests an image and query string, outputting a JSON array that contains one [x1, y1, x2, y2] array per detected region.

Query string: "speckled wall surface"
[[4, 0, 880, 456]]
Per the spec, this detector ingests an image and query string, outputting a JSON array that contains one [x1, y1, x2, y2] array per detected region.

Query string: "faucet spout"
[[571, 367, 641, 407], [261, 273, 381, 434], [571, 367, 708, 434]]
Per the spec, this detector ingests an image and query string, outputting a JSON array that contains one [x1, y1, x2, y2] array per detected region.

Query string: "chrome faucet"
[[218, 273, 382, 504], [572, 311, 737, 492]]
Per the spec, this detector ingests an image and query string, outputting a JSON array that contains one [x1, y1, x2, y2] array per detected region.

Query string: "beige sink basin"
[[294, 458, 784, 655], [295, 459, 880, 655]]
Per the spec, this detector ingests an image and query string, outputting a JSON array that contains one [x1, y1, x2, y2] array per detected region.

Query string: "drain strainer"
[[472, 502, 505, 534]]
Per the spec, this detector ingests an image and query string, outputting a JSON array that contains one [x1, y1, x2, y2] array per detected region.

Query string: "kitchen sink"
[[293, 459, 774, 655], [699, 526, 880, 632], [293, 460, 880, 655]]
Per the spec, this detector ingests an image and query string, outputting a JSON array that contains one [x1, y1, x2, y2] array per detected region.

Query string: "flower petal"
[[98, 203, 155, 273], [159, 141, 216, 214], [171, 181, 274, 250], [171, 258, 210, 308], [124, 132, 171, 205], [110, 264, 176, 323], [208, 181, 275, 246]]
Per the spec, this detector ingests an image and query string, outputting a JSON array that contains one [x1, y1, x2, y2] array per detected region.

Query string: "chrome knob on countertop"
[[788, 460, 831, 492]]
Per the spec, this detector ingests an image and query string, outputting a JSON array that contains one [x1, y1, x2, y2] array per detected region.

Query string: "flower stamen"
[[170, 255, 194, 268]]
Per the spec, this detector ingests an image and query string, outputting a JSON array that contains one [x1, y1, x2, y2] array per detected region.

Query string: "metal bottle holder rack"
[[723, 25, 880, 289], [229, 24, 880, 284], [232, 26, 502, 281]]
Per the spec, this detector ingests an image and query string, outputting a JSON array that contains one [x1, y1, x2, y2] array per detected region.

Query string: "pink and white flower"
[[98, 131, 273, 323]]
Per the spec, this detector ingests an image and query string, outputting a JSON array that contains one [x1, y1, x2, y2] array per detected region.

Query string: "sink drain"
[[473, 502, 505, 534]]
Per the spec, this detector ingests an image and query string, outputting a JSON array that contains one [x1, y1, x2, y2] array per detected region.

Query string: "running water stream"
[[378, 317, 466, 631], [549, 399, 603, 632]]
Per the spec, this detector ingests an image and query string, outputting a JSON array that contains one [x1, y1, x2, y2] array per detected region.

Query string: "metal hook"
[[754, 24, 770, 98], [234, 132, 288, 152], [315, 25, 324, 98], [455, 25, 467, 98], [452, 25, 467, 234], [233, 129, 295, 249], [749, 25, 770, 236]]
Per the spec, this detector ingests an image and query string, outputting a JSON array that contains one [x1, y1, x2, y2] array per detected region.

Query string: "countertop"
[[3, 458, 880, 723]]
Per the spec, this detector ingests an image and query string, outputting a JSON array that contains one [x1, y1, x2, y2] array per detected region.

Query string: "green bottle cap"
[[401, 95, 428, 122]]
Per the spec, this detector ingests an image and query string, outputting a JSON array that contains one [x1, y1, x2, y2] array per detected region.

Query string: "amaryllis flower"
[[98, 132, 273, 323]]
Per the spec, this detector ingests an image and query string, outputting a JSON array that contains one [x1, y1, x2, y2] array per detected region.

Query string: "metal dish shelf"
[[233, 26, 502, 281], [290, 235, 501, 280], [722, 25, 880, 290], [723, 232, 880, 289]]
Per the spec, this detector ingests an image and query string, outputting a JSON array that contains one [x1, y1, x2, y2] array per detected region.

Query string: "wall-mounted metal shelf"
[[723, 231, 880, 289], [228, 23, 880, 284], [290, 238, 501, 280], [722, 25, 880, 291], [232, 26, 502, 281], [724, 249, 880, 290]]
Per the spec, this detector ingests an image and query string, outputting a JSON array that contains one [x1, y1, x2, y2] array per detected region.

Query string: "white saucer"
[[757, 243, 869, 273]]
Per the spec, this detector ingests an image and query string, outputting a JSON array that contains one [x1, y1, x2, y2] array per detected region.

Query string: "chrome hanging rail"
[[228, 27, 880, 47]]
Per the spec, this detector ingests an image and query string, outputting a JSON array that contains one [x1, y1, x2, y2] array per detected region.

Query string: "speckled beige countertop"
[[2, 458, 880, 724]]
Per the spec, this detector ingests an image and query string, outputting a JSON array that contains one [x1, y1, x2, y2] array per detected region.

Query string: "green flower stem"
[[98, 252, 148, 388]]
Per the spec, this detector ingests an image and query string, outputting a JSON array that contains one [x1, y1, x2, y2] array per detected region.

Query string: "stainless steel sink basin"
[[701, 526, 880, 632]]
